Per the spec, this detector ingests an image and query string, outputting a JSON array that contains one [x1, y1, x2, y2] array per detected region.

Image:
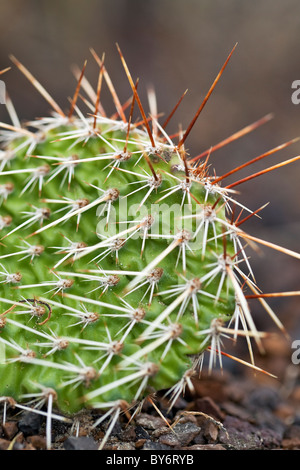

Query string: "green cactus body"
[[0, 49, 298, 446], [0, 116, 236, 413]]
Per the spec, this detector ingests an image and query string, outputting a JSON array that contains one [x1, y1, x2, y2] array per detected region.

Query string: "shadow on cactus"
[[0, 44, 299, 449]]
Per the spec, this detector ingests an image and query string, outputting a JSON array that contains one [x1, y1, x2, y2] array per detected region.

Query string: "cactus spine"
[[0, 46, 299, 449]]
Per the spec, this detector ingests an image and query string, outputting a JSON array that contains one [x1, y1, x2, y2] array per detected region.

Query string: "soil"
[[0, 332, 300, 451]]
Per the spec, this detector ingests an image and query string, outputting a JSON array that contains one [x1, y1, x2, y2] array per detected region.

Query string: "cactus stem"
[[0, 150, 15, 172], [4, 319, 61, 348], [75, 216, 157, 263], [2, 206, 51, 240], [135, 322, 186, 362], [63, 304, 100, 329], [51, 236, 87, 268], [0, 241, 44, 262], [198, 318, 249, 372], [117, 166, 162, 206], [0, 164, 49, 197], [2, 298, 49, 323], [42, 154, 80, 189], [19, 354, 98, 390], [84, 363, 150, 402], [123, 267, 163, 305], [0, 336, 36, 362], [0, 182, 14, 202], [59, 292, 130, 315], [15, 279, 73, 296], [138, 283, 200, 341], [159, 276, 217, 326], [0, 263, 22, 284], [83, 336, 123, 374], [183, 203, 227, 257], [127, 229, 192, 293], [156, 170, 192, 207], [1, 46, 298, 426], [41, 196, 90, 230], [28, 189, 118, 238]]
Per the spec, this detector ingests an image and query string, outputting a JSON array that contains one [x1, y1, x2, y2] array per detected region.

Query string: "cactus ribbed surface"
[[0, 46, 299, 448]]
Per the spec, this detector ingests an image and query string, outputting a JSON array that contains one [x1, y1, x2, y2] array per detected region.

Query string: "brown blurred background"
[[0, 0, 300, 346]]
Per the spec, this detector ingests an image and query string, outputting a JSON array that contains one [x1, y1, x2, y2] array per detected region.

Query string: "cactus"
[[0, 45, 299, 449]]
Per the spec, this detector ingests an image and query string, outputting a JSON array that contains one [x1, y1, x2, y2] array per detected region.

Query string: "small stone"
[[274, 403, 295, 422], [173, 421, 201, 446], [159, 432, 180, 447], [258, 428, 282, 449], [191, 373, 229, 402], [195, 397, 225, 421], [18, 412, 44, 437], [282, 438, 300, 450], [193, 432, 206, 445], [0, 438, 10, 450], [135, 438, 147, 449], [291, 385, 300, 402], [2, 421, 18, 440], [142, 440, 174, 450], [283, 424, 300, 440], [151, 426, 170, 438], [174, 413, 198, 425], [158, 421, 201, 447], [22, 442, 36, 450], [221, 401, 252, 421], [111, 442, 136, 451], [120, 424, 136, 442], [63, 436, 98, 450], [135, 425, 151, 440], [246, 386, 281, 411], [203, 421, 219, 443], [195, 414, 223, 444], [280, 424, 300, 449], [27, 435, 47, 450], [136, 413, 169, 430], [218, 416, 262, 450]]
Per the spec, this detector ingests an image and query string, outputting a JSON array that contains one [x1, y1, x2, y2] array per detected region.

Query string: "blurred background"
[[0, 0, 300, 373]]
